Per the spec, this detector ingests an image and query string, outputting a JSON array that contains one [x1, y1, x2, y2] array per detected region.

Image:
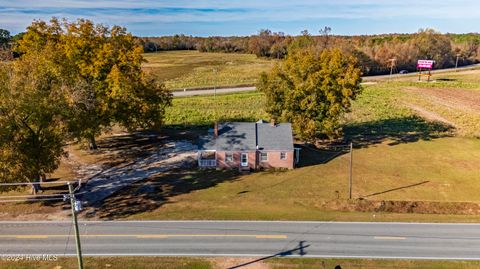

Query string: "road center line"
[[0, 234, 287, 239], [374, 236, 406, 240]]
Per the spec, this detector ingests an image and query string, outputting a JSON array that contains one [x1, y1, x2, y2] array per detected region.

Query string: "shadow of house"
[[343, 116, 455, 148], [295, 144, 349, 168]]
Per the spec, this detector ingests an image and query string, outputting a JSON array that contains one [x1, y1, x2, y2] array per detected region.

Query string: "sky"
[[0, 0, 479, 36]]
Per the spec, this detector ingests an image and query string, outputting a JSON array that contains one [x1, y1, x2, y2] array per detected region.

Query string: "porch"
[[198, 150, 217, 168]]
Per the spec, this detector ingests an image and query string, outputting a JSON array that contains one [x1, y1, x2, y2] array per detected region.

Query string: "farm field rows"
[[142, 50, 276, 90]]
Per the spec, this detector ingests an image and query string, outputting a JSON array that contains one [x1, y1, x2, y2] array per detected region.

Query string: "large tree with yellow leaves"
[[16, 18, 171, 149], [258, 33, 362, 142]]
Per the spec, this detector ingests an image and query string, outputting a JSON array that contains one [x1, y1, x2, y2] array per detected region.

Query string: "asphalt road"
[[1, 221, 480, 259], [172, 63, 480, 97]]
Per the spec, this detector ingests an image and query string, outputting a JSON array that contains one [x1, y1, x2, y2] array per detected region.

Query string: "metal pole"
[[390, 61, 394, 80], [68, 183, 84, 269], [455, 54, 460, 72], [349, 142, 353, 200]]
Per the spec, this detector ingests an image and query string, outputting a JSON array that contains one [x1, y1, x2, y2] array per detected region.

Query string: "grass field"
[[142, 50, 275, 90], [0, 257, 212, 269], [4, 60, 480, 223], [165, 91, 267, 126], [2, 257, 480, 269], [96, 68, 480, 222]]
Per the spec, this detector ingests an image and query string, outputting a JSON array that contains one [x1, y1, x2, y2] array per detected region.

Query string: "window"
[[225, 152, 233, 162], [260, 152, 268, 161], [280, 152, 287, 160], [241, 153, 248, 167]]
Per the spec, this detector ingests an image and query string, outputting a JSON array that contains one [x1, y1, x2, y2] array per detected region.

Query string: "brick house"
[[198, 120, 299, 171]]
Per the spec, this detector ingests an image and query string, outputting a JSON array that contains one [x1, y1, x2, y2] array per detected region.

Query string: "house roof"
[[257, 122, 294, 151], [199, 121, 293, 151]]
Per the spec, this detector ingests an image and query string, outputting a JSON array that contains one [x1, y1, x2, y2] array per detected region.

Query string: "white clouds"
[[0, 0, 479, 34]]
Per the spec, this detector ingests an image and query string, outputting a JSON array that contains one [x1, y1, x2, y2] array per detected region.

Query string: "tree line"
[[0, 19, 171, 193], [6, 27, 480, 76], [137, 28, 480, 75]]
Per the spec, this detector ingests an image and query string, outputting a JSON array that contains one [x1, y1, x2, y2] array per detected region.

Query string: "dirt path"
[[404, 87, 480, 114], [74, 140, 197, 210], [403, 102, 457, 127]]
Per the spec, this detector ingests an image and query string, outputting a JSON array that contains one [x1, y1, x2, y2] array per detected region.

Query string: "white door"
[[240, 153, 248, 167]]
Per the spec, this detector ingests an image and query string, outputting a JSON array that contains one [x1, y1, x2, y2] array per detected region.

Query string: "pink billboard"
[[417, 60, 435, 69]]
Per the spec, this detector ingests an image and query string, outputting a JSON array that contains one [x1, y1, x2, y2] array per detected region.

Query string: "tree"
[[318, 26, 332, 49], [16, 18, 172, 149], [0, 51, 68, 194], [0, 29, 12, 61], [258, 37, 362, 141], [414, 28, 453, 68], [0, 29, 10, 47]]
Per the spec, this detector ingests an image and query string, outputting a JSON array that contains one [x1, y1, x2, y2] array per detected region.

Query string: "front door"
[[240, 153, 248, 167]]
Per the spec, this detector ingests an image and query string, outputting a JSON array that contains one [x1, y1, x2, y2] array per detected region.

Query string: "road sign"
[[417, 60, 435, 69]]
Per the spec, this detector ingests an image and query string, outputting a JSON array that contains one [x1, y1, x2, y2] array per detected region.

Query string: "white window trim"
[[280, 152, 287, 160], [240, 153, 248, 167], [260, 152, 268, 162], [225, 152, 233, 162]]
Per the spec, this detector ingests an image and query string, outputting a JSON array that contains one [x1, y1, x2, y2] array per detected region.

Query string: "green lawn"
[[269, 258, 480, 269], [6, 62, 480, 223], [165, 90, 268, 127], [142, 50, 275, 90], [108, 69, 480, 222], [118, 136, 480, 222], [2, 257, 480, 269], [0, 257, 212, 269]]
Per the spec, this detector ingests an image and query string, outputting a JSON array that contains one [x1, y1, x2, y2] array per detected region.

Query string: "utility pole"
[[68, 182, 84, 269], [349, 142, 353, 200], [0, 181, 84, 269], [388, 58, 396, 80], [213, 68, 218, 99], [455, 54, 461, 72]]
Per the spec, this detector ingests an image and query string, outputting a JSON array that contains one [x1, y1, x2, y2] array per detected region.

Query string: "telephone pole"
[[0, 181, 84, 269], [68, 182, 84, 269], [455, 54, 461, 72], [212, 68, 218, 99], [349, 142, 353, 200], [388, 58, 397, 80]]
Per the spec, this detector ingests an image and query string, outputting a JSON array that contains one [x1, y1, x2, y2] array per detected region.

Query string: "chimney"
[[214, 121, 219, 138], [270, 118, 276, 127]]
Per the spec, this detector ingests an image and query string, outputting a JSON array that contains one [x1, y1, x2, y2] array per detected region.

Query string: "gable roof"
[[199, 121, 293, 151], [257, 122, 294, 151], [200, 122, 256, 151]]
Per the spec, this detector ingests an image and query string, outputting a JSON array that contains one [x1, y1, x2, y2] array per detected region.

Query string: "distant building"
[[198, 120, 299, 171]]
